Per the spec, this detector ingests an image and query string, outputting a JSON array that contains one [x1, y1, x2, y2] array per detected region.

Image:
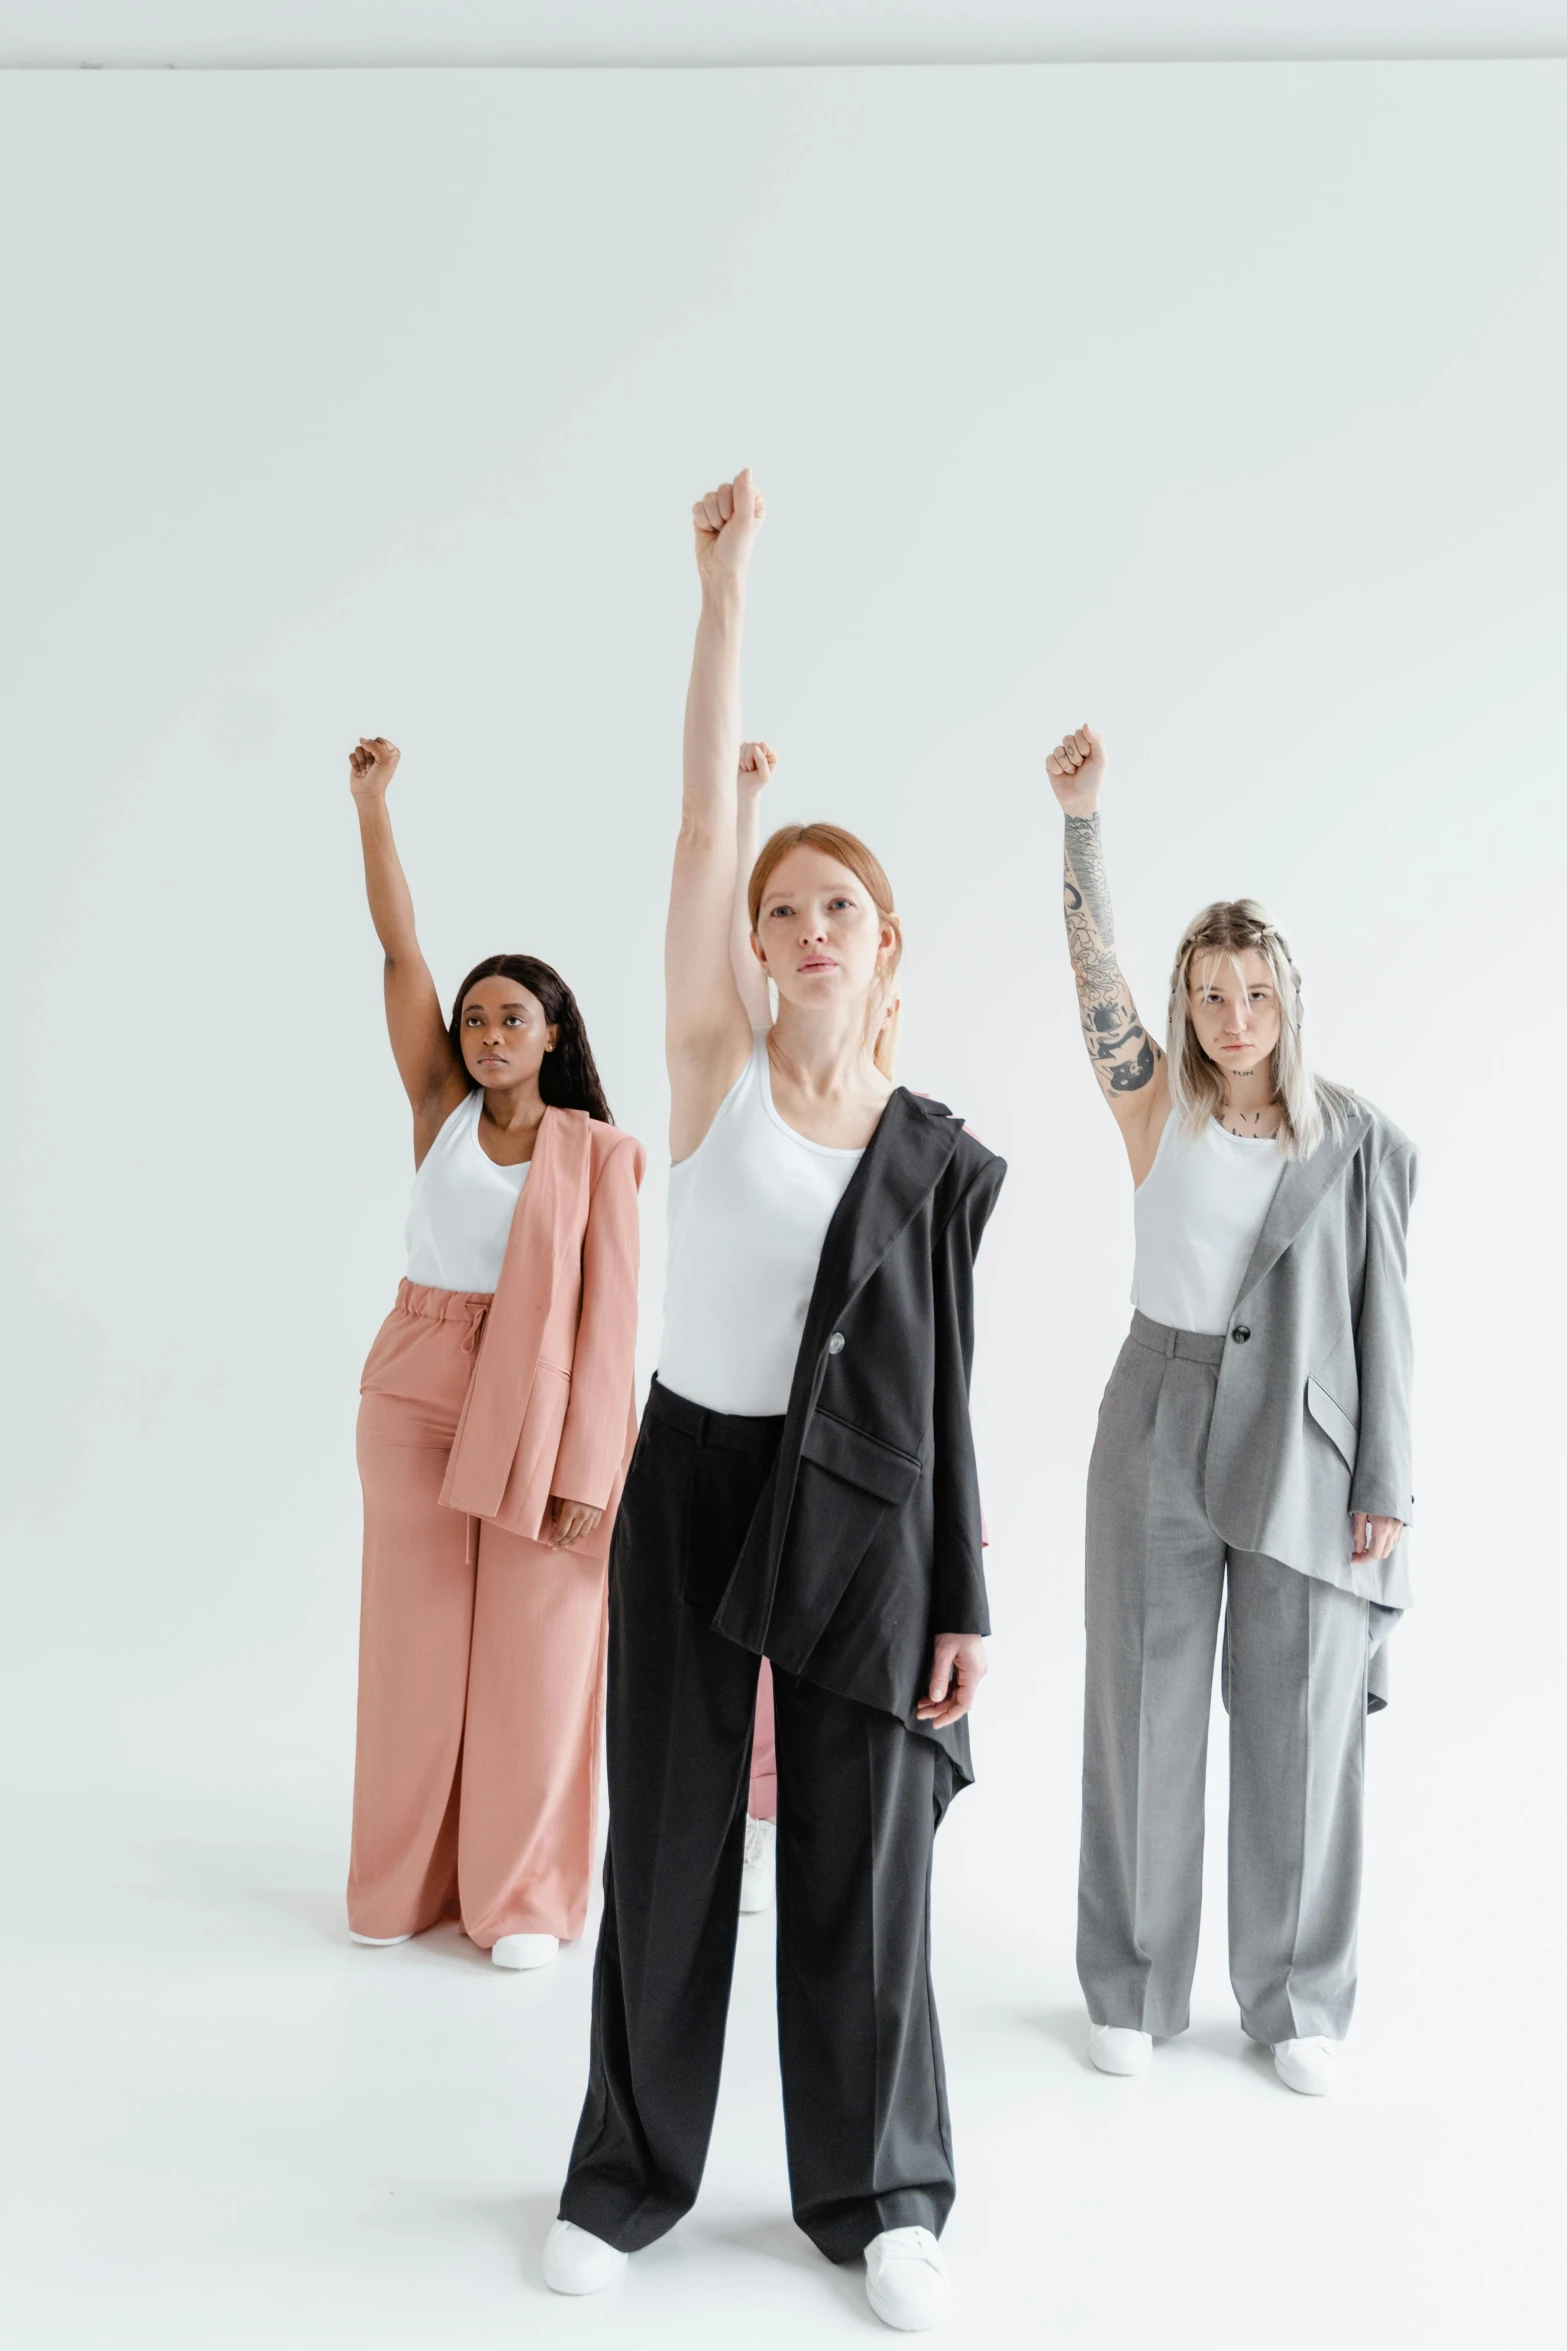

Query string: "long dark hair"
[[448, 954, 614, 1124]]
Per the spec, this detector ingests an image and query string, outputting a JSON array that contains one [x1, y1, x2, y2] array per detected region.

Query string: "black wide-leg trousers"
[[558, 1381, 956, 2264]]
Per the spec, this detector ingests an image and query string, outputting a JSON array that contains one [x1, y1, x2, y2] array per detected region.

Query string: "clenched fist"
[[737, 739, 778, 794], [1045, 725, 1106, 817], [692, 466, 766, 593], [349, 736, 400, 801]]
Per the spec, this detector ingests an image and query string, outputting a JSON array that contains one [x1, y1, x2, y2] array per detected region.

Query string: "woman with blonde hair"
[[545, 474, 1004, 2332], [1047, 725, 1416, 2098]]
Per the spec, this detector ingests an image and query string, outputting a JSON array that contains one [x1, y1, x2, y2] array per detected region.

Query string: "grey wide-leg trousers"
[[1077, 1314, 1370, 2045]]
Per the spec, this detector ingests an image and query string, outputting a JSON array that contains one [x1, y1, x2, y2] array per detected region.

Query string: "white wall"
[[1, 62, 1561, 1985], [5, 1, 1567, 67]]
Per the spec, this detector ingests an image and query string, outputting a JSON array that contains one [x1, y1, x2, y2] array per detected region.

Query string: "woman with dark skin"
[[345, 739, 645, 1971]]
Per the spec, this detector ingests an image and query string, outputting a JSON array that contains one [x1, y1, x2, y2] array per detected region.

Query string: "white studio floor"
[[3, 1705, 1556, 2351]]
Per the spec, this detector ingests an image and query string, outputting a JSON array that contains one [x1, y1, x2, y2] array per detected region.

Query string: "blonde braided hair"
[[1166, 898, 1350, 1158]]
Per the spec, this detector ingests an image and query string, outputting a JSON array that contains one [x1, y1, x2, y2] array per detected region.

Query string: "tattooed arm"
[[1046, 726, 1170, 1178]]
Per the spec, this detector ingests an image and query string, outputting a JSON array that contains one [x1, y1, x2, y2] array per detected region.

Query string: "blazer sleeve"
[[930, 1150, 1007, 1634], [551, 1132, 646, 1510], [1349, 1143, 1417, 1524]]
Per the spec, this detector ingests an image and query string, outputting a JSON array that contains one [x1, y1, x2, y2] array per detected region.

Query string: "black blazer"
[[712, 1086, 1006, 1784]]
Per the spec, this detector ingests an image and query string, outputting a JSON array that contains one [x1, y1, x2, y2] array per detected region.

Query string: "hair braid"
[[1165, 898, 1348, 1159]]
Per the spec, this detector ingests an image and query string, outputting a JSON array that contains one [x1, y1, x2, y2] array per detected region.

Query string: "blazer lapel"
[[441, 1103, 591, 1523], [719, 1088, 962, 1650], [801, 1088, 960, 1352], [498, 1105, 587, 1278], [483, 1106, 592, 1378], [1233, 1103, 1366, 1307]]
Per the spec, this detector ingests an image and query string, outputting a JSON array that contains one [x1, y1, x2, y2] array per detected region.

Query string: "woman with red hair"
[[546, 475, 1005, 2333]]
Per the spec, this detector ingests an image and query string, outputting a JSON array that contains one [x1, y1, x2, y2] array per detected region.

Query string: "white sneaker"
[[542, 2217, 628, 2295], [739, 1815, 776, 1913], [1089, 2023, 1153, 2076], [348, 1930, 412, 1946], [1273, 2036, 1341, 2095], [865, 2227, 949, 2332], [491, 1933, 559, 1970]]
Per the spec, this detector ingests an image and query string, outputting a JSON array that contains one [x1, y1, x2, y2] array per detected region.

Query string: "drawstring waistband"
[[381, 1280, 495, 1562], [392, 1275, 497, 1328]]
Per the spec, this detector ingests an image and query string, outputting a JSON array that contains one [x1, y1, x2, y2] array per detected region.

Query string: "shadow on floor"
[[1020, 2003, 1279, 2081], [1023, 2003, 1096, 2065], [699, 2215, 874, 2325], [508, 2192, 560, 2293], [252, 1884, 352, 1940]]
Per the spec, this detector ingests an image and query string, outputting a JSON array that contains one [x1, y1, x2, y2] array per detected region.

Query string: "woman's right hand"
[[692, 467, 766, 594], [349, 735, 400, 802], [1046, 725, 1106, 816]]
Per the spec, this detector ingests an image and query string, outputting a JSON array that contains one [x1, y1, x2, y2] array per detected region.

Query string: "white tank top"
[[405, 1090, 531, 1294], [1131, 1112, 1285, 1336], [659, 1029, 865, 1416]]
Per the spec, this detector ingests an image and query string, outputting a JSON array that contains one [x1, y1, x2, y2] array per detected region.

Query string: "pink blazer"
[[438, 1106, 646, 1564]]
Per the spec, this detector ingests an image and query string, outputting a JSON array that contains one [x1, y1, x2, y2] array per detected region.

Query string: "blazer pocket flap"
[[1306, 1376, 1358, 1470], [801, 1409, 922, 1505]]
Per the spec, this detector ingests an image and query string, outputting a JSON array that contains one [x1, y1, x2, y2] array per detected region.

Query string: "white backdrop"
[[1, 62, 1562, 2350]]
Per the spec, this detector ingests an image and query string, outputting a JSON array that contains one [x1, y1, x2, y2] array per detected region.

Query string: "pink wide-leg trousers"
[[347, 1283, 609, 1948]]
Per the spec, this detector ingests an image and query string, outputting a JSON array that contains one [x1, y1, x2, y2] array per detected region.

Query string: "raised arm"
[[1046, 726, 1168, 1178], [666, 469, 766, 1161], [730, 740, 777, 1030], [348, 737, 466, 1158]]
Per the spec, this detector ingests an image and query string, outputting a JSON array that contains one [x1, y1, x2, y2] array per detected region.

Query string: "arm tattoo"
[[1062, 812, 1158, 1096], [1064, 814, 1114, 943], [1109, 1037, 1157, 1092]]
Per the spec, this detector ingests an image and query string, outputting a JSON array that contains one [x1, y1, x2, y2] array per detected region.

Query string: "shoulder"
[[412, 1082, 475, 1169], [431, 1083, 478, 1136], [897, 1088, 1007, 1208], [549, 1108, 647, 1188], [951, 1120, 1006, 1194], [587, 1119, 647, 1184], [1337, 1091, 1417, 1187], [1317, 1090, 1416, 1222]]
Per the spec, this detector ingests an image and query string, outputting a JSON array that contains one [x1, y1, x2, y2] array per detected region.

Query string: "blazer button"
[[1231, 1324, 1251, 1344], [827, 1331, 845, 1355]]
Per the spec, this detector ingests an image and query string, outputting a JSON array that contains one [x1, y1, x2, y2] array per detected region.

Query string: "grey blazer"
[[1203, 1095, 1417, 1612]]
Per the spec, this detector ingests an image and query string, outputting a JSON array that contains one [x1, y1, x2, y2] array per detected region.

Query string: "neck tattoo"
[[1220, 1096, 1280, 1138]]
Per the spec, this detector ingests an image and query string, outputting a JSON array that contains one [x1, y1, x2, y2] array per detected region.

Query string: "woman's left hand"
[[1351, 1513, 1404, 1564], [549, 1497, 603, 1550], [738, 739, 777, 796], [916, 1633, 989, 1728]]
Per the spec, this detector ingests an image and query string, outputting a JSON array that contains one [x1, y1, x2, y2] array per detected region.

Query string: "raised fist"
[[738, 740, 778, 794], [349, 736, 400, 801], [1045, 725, 1105, 816], [692, 466, 766, 591]]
